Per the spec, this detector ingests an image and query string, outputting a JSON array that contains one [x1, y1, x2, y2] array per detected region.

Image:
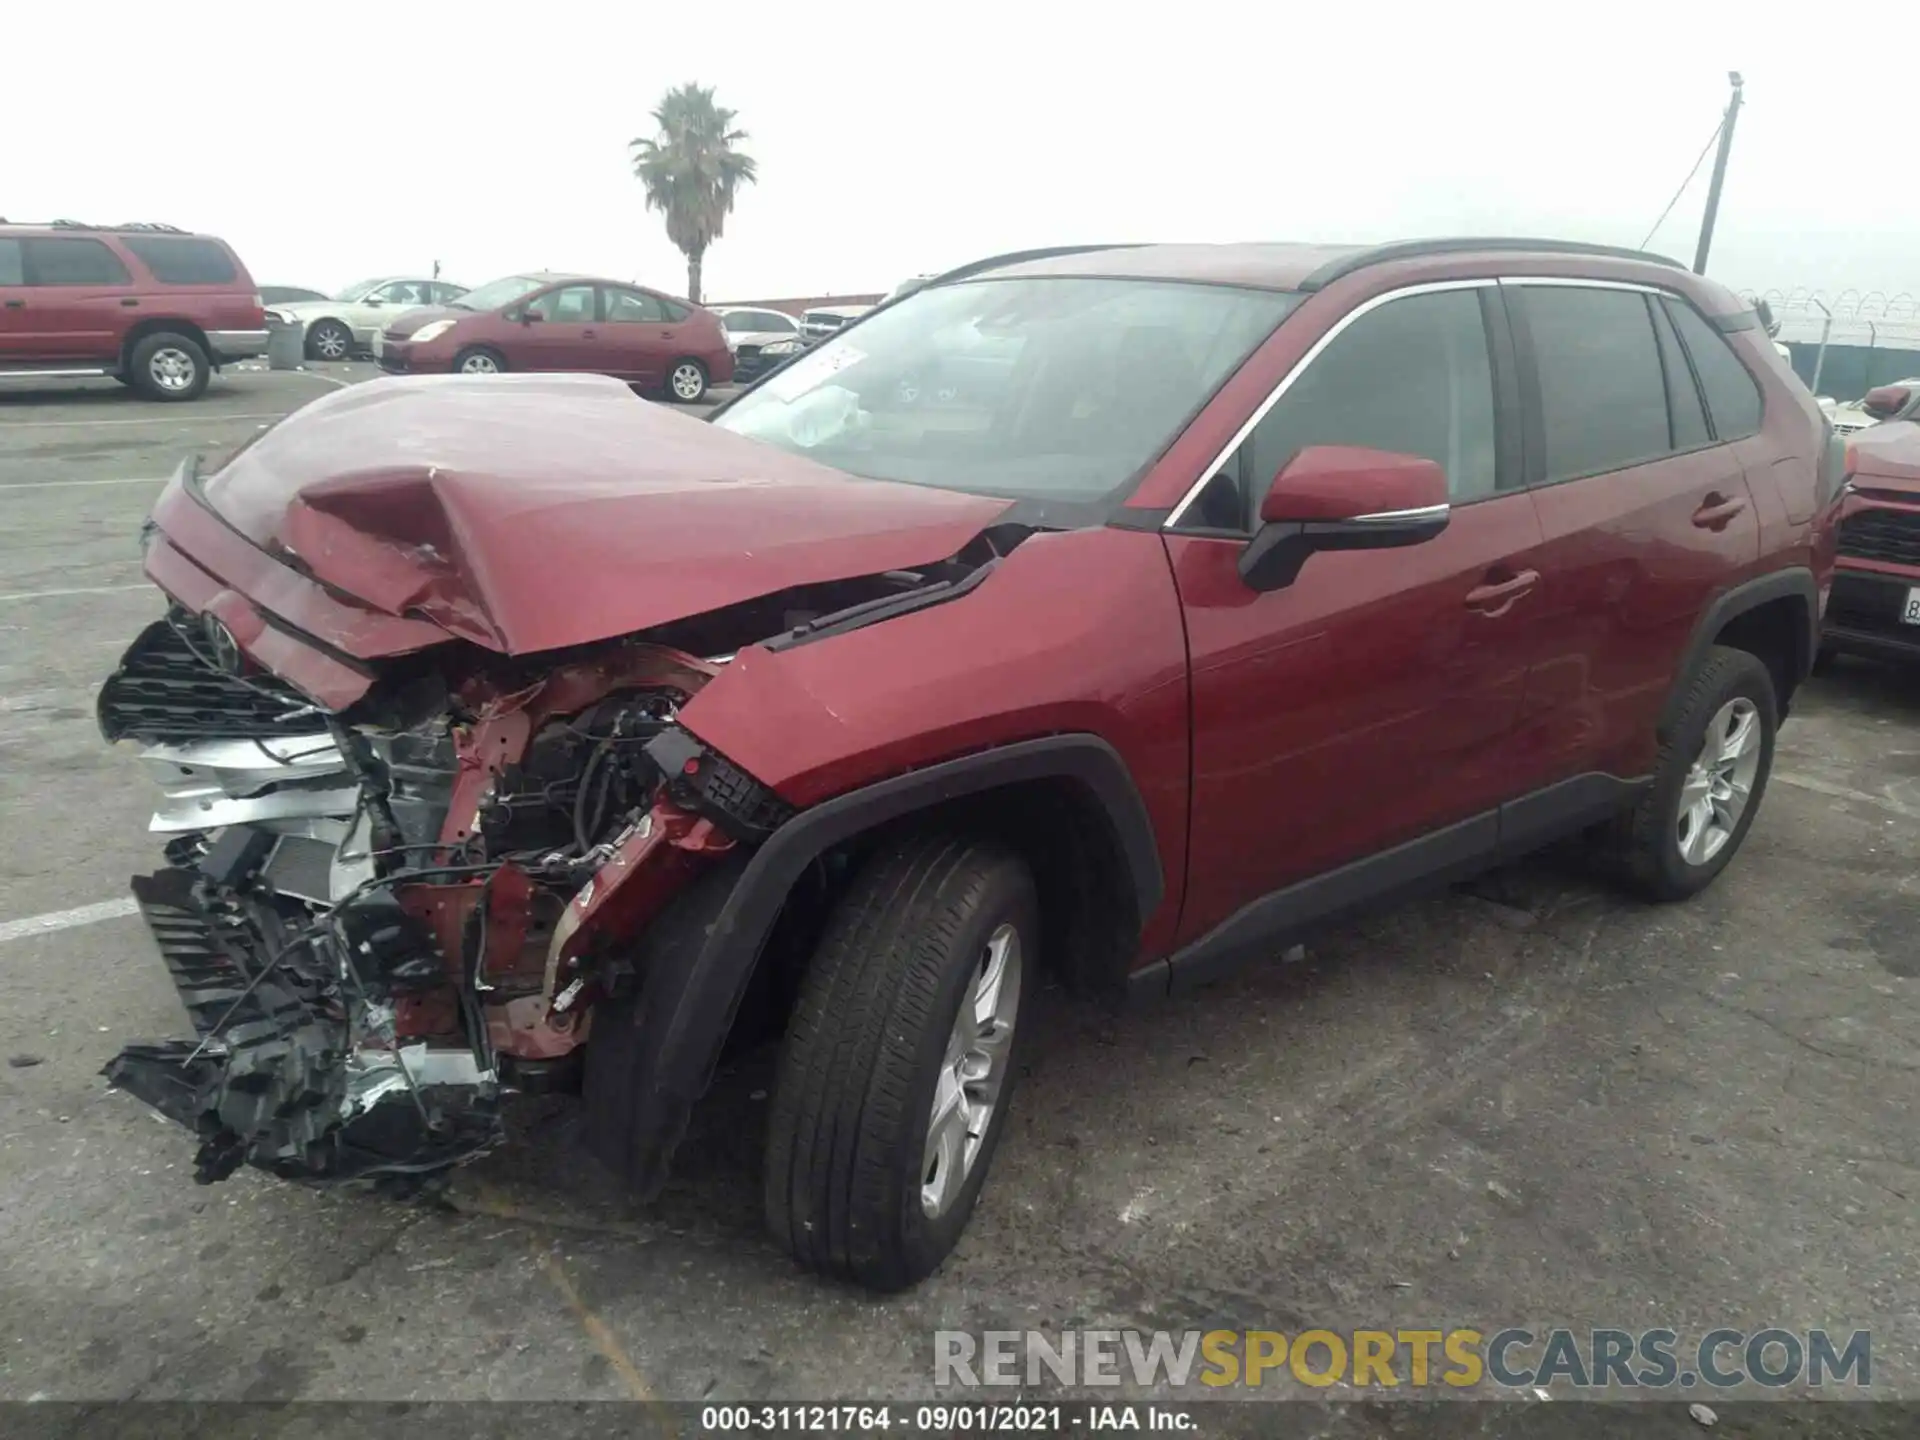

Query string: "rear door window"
[[0, 240, 21, 286], [23, 237, 132, 286], [1663, 298, 1764, 441], [1520, 285, 1671, 482], [605, 287, 667, 323], [119, 235, 237, 285]]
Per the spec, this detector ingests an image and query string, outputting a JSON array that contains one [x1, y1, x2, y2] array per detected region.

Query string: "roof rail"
[[1298, 237, 1686, 292], [43, 219, 186, 233]]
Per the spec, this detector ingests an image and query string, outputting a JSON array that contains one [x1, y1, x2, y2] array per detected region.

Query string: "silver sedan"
[[266, 277, 468, 361]]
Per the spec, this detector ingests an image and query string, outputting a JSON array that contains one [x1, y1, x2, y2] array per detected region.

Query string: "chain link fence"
[[1751, 289, 1920, 399]]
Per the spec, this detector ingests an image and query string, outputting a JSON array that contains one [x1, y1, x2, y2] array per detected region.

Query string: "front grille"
[[129, 867, 258, 1037], [1837, 507, 1920, 569], [98, 617, 318, 744]]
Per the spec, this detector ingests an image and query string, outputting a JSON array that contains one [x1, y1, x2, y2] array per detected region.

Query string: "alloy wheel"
[[671, 362, 705, 400], [460, 353, 499, 374], [146, 347, 197, 393], [1676, 697, 1762, 866], [312, 324, 350, 360], [920, 922, 1022, 1219]]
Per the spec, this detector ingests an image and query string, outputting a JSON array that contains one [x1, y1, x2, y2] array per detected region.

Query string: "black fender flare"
[[583, 734, 1162, 1196], [1658, 566, 1819, 739]]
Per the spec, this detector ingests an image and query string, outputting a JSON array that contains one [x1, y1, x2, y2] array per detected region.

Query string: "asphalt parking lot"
[[0, 361, 1915, 1427]]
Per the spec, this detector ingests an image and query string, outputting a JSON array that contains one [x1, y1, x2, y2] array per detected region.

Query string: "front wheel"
[[666, 358, 708, 403], [454, 346, 506, 375], [764, 834, 1036, 1291], [1610, 644, 1777, 901], [305, 319, 353, 362]]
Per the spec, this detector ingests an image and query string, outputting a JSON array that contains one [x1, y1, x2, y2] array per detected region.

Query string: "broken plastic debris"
[[1689, 1402, 1718, 1427]]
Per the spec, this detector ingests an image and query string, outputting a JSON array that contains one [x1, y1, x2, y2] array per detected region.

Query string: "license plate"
[[1905, 587, 1920, 626]]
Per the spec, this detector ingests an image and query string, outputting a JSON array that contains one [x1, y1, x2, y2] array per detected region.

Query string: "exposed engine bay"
[[94, 602, 834, 1187]]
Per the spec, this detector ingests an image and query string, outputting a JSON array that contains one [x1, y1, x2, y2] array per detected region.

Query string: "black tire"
[[127, 332, 210, 402], [454, 346, 507, 376], [1810, 645, 1838, 678], [1608, 644, 1777, 902], [665, 358, 708, 403], [764, 833, 1037, 1291], [305, 319, 354, 362]]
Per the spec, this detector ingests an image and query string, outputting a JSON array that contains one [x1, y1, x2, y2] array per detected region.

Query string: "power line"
[[1640, 119, 1726, 250]]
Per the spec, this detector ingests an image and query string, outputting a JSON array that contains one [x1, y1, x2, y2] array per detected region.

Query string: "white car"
[[1827, 379, 1920, 436], [713, 306, 802, 351], [266, 276, 469, 361]]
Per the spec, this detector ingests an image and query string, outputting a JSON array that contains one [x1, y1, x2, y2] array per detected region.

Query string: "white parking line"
[[0, 476, 170, 491], [0, 897, 138, 945], [0, 412, 288, 430], [0, 583, 152, 603]]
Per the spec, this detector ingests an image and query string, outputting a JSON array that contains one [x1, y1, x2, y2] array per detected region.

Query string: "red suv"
[[1823, 382, 1920, 663], [0, 222, 265, 400], [374, 271, 734, 401], [96, 238, 1834, 1291]]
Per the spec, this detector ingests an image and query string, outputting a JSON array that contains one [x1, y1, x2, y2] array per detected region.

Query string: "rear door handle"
[[2, 299, 23, 309], [582, 328, 597, 338], [1692, 493, 1748, 530], [119, 297, 140, 307], [1464, 568, 1540, 616]]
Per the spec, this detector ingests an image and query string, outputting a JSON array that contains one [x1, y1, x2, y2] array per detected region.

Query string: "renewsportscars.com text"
[[934, 1327, 1872, 1391]]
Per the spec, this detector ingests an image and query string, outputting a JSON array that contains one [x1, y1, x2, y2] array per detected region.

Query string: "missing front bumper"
[[103, 867, 501, 1185]]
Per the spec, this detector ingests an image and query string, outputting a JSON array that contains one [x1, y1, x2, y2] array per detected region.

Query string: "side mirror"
[[1239, 445, 1451, 593], [1862, 385, 1912, 420], [364, 297, 385, 307]]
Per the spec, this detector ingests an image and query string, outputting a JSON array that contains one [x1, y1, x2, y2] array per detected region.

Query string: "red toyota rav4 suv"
[[96, 238, 1835, 1291], [1822, 382, 1920, 663], [0, 222, 266, 400]]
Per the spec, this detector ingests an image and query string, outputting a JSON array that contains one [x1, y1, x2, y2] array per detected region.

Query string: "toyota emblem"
[[202, 615, 245, 675]]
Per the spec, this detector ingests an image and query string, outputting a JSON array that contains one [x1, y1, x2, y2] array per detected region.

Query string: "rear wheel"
[[1610, 645, 1776, 901], [454, 346, 505, 375], [666, 358, 708, 402], [764, 834, 1036, 1291], [128, 332, 209, 402], [305, 319, 353, 362]]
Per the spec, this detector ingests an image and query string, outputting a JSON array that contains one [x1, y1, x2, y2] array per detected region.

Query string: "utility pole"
[[1693, 71, 1744, 275]]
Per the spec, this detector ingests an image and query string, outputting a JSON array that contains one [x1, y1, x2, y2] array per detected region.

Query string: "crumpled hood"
[[195, 373, 1010, 656]]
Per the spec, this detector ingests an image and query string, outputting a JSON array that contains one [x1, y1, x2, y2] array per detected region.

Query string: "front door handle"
[[582, 328, 597, 338], [120, 297, 140, 307], [1465, 568, 1540, 617], [1692, 493, 1748, 530], [2, 299, 23, 309]]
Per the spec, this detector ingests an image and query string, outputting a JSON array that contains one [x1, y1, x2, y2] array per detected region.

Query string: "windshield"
[[333, 278, 384, 301], [715, 277, 1298, 502], [453, 275, 547, 312]]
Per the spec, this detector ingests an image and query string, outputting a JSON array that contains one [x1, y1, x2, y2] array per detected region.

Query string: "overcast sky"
[[8, 0, 1916, 308]]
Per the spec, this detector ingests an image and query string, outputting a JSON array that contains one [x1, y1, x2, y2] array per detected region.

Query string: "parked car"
[[0, 221, 265, 400], [98, 238, 1832, 1292], [1824, 378, 1920, 438], [714, 305, 803, 383], [1822, 381, 1920, 664], [373, 272, 732, 400], [259, 285, 329, 306], [266, 276, 467, 361], [800, 302, 873, 343]]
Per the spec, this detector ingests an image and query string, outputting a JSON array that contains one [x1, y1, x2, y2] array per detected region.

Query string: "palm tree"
[[629, 84, 757, 305]]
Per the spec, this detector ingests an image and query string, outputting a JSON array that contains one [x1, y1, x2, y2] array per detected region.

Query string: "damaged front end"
[[98, 609, 775, 1187]]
